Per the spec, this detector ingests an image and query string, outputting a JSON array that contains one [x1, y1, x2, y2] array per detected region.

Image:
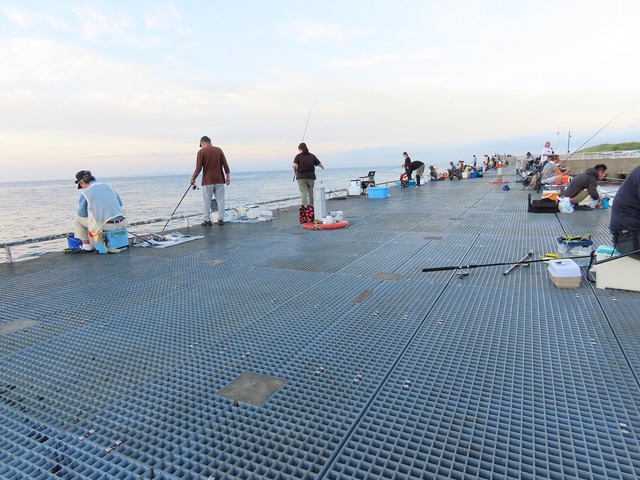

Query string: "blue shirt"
[[77, 181, 123, 218]]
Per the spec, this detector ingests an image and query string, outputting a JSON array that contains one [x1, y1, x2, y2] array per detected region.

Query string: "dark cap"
[[75, 170, 92, 189], [200, 136, 211, 145]]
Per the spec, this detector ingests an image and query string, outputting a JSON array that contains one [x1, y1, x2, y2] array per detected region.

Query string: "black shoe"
[[201, 220, 213, 226], [218, 219, 224, 225], [574, 205, 594, 211], [64, 247, 94, 254]]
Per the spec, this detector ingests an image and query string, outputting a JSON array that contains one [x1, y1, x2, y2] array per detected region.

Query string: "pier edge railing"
[[1, 188, 358, 263]]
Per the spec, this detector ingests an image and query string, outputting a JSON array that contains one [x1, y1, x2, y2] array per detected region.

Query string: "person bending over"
[[406, 160, 425, 186], [73, 170, 127, 252], [562, 164, 607, 209]]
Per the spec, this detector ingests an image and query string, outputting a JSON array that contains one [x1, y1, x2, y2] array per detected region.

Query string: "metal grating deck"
[[2, 172, 640, 479]]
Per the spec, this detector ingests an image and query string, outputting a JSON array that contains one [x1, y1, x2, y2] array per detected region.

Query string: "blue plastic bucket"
[[67, 236, 82, 249]]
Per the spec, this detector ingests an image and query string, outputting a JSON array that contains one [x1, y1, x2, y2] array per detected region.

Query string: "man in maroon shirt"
[[190, 136, 231, 225]]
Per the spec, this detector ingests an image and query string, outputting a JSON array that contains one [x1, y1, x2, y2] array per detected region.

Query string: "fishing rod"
[[422, 252, 592, 273], [294, 98, 318, 182], [560, 97, 640, 166], [301, 98, 317, 143], [162, 185, 196, 232], [422, 247, 640, 274]]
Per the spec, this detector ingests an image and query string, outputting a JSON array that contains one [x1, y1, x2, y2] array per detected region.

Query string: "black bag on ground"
[[528, 194, 558, 213]]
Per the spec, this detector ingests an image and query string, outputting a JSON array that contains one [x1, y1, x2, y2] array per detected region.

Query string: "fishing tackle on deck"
[[503, 250, 533, 275]]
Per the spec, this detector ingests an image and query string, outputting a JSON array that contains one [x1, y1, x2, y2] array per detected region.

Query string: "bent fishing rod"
[[559, 97, 640, 167]]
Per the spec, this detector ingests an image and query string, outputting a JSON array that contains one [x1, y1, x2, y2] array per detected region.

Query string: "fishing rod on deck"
[[422, 248, 640, 276]]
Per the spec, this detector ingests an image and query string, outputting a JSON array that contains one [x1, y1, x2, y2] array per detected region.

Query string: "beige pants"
[[74, 216, 128, 241], [297, 179, 315, 206]]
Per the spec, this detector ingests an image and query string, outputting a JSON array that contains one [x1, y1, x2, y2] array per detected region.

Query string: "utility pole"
[[567, 131, 571, 153]]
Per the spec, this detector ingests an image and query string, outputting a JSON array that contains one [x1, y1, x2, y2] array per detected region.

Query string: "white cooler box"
[[595, 245, 640, 292], [547, 259, 581, 288]]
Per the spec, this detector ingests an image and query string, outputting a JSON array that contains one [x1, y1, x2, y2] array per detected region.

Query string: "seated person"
[[447, 162, 459, 180], [524, 152, 534, 171], [540, 155, 568, 184], [609, 164, 640, 257], [429, 165, 438, 180], [73, 170, 127, 252], [563, 164, 607, 208]]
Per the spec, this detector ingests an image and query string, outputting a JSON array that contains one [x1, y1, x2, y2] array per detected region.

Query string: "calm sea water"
[[0, 166, 403, 262]]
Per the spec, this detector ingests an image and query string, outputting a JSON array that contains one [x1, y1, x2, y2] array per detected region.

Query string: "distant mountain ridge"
[[579, 142, 640, 153]]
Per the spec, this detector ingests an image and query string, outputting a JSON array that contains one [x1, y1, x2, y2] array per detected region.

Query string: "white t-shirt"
[[541, 146, 554, 165]]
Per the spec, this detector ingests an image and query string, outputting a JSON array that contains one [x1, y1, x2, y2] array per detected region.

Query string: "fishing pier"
[[2, 168, 640, 479]]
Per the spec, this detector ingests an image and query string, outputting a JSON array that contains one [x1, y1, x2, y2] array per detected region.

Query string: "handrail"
[[1, 188, 350, 263]]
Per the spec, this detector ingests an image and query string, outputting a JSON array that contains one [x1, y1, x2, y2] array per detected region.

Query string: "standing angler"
[[293, 142, 324, 223], [191, 136, 231, 226]]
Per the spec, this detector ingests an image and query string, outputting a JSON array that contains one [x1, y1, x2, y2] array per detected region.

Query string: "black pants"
[[613, 230, 640, 259]]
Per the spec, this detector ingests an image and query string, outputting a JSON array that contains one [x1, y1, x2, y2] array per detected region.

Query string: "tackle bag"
[[528, 194, 558, 213], [299, 205, 314, 224]]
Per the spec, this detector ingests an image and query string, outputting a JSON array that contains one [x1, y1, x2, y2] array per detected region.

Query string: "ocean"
[[0, 166, 403, 263]]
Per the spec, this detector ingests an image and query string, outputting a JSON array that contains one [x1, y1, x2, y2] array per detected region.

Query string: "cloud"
[[1, 5, 30, 28], [326, 48, 441, 70], [280, 18, 376, 43], [1, 5, 70, 31]]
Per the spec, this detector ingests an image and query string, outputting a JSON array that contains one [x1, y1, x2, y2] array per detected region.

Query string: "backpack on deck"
[[299, 205, 315, 224]]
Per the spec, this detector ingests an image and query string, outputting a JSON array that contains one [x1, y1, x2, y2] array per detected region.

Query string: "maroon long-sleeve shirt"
[[191, 145, 230, 185]]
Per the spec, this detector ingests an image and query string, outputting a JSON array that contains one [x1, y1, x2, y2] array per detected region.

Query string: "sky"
[[1, 0, 639, 182]]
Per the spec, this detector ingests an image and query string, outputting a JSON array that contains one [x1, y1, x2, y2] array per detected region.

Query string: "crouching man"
[[562, 164, 607, 210], [73, 170, 127, 252]]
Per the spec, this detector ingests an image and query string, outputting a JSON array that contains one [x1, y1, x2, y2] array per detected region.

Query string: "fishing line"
[[301, 97, 317, 143], [294, 98, 318, 182], [561, 97, 640, 165]]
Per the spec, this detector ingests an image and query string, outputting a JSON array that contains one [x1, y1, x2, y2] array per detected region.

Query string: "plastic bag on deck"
[[558, 196, 573, 214]]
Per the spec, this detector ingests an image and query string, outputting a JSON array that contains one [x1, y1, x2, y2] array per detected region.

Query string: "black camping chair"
[[359, 171, 376, 189]]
